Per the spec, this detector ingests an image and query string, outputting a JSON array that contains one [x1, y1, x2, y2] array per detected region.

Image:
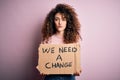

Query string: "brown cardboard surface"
[[36, 44, 81, 74]]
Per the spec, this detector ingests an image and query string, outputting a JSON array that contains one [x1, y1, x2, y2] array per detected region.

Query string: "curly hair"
[[41, 3, 81, 43]]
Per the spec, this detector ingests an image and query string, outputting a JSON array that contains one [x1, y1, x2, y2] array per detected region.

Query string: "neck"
[[56, 31, 64, 38]]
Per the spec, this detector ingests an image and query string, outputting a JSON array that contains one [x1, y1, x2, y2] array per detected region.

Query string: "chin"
[[57, 28, 65, 32], [58, 30, 64, 32]]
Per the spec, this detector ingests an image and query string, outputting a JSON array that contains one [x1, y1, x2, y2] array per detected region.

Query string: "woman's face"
[[54, 13, 67, 33]]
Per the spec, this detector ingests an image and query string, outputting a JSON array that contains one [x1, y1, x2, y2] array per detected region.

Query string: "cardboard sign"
[[36, 44, 81, 74]]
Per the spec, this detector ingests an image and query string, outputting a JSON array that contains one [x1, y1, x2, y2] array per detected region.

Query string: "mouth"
[[58, 26, 62, 28]]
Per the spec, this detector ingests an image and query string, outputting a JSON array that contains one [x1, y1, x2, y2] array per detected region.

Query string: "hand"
[[74, 70, 82, 76], [40, 73, 46, 80], [40, 72, 46, 76]]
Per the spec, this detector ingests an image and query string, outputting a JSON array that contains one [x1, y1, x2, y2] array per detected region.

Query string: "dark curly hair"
[[41, 3, 81, 43]]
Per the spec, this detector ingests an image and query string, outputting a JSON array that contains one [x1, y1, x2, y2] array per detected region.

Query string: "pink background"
[[0, 0, 120, 80]]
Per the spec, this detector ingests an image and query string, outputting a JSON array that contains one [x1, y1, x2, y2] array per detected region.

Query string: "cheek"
[[64, 22, 67, 27], [54, 21, 58, 26]]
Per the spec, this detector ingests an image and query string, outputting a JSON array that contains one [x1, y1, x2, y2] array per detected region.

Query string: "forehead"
[[55, 13, 65, 18]]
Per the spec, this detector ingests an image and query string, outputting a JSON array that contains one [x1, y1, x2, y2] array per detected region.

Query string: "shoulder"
[[41, 38, 52, 44], [76, 37, 81, 44]]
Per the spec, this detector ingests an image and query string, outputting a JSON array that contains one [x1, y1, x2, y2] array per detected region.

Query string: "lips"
[[58, 26, 63, 28]]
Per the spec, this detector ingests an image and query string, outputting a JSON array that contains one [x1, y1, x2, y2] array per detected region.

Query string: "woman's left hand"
[[74, 69, 82, 76]]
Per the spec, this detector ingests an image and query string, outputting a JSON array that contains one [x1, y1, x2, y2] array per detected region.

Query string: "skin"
[[54, 13, 82, 76], [54, 13, 67, 38], [40, 13, 82, 76]]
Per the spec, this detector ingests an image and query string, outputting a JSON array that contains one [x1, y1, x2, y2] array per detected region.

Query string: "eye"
[[54, 18, 59, 21], [62, 17, 66, 21]]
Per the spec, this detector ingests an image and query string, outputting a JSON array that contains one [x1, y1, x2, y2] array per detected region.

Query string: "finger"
[[80, 70, 82, 73], [40, 73, 46, 76], [74, 72, 80, 76]]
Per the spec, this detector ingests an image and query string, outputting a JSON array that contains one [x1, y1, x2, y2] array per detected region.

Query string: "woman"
[[41, 3, 82, 80]]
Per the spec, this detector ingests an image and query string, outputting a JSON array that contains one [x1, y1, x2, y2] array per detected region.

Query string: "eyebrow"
[[55, 16, 66, 19]]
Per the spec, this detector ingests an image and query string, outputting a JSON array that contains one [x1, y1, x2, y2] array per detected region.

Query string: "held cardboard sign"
[[36, 44, 81, 74]]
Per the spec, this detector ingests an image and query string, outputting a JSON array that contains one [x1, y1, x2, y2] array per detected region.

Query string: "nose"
[[58, 20, 62, 25]]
